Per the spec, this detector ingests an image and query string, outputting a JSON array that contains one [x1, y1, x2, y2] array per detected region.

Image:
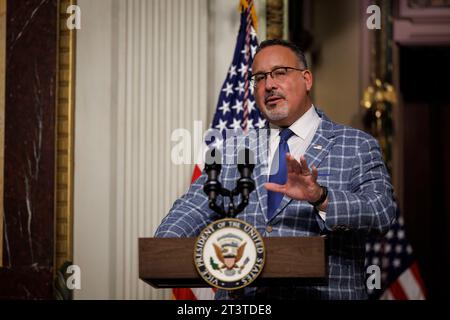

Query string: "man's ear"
[[303, 70, 313, 92]]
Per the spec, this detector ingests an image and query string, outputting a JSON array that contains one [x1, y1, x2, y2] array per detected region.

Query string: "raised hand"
[[265, 154, 325, 207]]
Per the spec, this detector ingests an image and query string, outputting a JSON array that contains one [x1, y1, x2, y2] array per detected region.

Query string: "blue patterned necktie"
[[267, 128, 295, 219]]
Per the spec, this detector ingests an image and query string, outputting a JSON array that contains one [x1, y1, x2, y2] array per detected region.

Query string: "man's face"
[[252, 45, 313, 127]]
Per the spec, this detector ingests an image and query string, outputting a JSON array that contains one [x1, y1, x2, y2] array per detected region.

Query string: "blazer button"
[[266, 225, 273, 233]]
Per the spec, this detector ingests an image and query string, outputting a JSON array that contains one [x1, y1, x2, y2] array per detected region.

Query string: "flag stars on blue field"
[[235, 81, 245, 95], [212, 138, 224, 150], [256, 118, 267, 129], [222, 82, 234, 97], [209, 11, 266, 144], [373, 243, 381, 252], [232, 100, 244, 114], [250, 83, 255, 95], [251, 45, 257, 57], [365, 213, 423, 299], [406, 245, 413, 255], [230, 118, 242, 130], [228, 65, 237, 78], [240, 45, 257, 58], [246, 119, 254, 130], [219, 101, 231, 115], [248, 100, 256, 113], [215, 119, 228, 133], [250, 27, 257, 40], [238, 63, 248, 78]]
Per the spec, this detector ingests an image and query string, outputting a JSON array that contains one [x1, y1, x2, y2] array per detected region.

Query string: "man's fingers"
[[264, 182, 286, 194], [286, 154, 301, 174], [285, 154, 295, 173], [312, 165, 318, 181], [300, 156, 310, 175]]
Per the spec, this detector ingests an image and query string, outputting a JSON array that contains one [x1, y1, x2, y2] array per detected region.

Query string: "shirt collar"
[[269, 105, 319, 140]]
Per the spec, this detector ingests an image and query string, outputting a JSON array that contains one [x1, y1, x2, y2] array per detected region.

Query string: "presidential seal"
[[194, 218, 265, 290]]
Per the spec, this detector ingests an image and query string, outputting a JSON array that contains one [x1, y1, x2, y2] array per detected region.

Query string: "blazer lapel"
[[253, 161, 269, 222], [249, 129, 270, 223], [303, 110, 335, 170]]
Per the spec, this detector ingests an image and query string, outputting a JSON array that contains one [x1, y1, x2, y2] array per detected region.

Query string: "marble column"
[[0, 0, 57, 299]]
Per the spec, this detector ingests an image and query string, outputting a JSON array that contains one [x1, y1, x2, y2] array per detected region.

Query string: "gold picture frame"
[[55, 0, 76, 273], [0, 0, 75, 274]]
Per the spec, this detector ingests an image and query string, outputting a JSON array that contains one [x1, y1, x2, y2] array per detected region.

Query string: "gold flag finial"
[[239, 0, 258, 33]]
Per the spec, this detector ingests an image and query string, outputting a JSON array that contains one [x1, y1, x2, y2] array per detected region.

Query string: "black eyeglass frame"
[[249, 66, 306, 87]]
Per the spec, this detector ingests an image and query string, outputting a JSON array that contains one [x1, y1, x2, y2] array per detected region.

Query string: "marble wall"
[[0, 0, 57, 299], [0, 0, 5, 268]]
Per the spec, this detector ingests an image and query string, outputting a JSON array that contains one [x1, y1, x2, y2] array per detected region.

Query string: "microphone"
[[203, 148, 222, 203], [237, 148, 255, 202]]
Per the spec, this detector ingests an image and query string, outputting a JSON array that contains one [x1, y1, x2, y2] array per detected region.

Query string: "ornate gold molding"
[[266, 0, 284, 39], [55, 0, 76, 274], [361, 0, 396, 174]]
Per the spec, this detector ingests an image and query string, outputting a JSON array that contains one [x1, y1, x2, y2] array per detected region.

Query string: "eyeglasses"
[[250, 66, 305, 87]]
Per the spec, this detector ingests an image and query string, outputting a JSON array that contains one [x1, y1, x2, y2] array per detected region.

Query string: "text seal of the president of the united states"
[[194, 218, 265, 290]]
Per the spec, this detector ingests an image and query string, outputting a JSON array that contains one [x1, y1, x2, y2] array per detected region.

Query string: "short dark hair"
[[255, 39, 308, 69]]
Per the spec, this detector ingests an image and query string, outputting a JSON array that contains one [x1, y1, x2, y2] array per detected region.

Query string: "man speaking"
[[155, 39, 397, 300]]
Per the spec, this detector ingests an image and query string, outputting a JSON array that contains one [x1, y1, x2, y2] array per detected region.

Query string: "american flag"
[[172, 0, 265, 300], [208, 8, 266, 138], [365, 210, 426, 300]]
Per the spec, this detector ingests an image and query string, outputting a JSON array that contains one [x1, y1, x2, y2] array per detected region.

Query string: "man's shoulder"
[[320, 113, 379, 147], [333, 122, 375, 141]]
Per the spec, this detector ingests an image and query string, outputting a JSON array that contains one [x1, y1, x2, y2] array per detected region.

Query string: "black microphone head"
[[205, 148, 222, 172], [204, 148, 222, 201], [237, 148, 255, 174]]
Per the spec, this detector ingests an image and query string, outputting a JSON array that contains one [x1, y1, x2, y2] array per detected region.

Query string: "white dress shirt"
[[267, 105, 326, 220]]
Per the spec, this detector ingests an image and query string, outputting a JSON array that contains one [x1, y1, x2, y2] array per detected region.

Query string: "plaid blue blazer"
[[155, 109, 397, 300]]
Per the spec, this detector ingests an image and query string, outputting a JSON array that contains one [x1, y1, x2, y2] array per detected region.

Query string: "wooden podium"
[[139, 237, 327, 288]]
